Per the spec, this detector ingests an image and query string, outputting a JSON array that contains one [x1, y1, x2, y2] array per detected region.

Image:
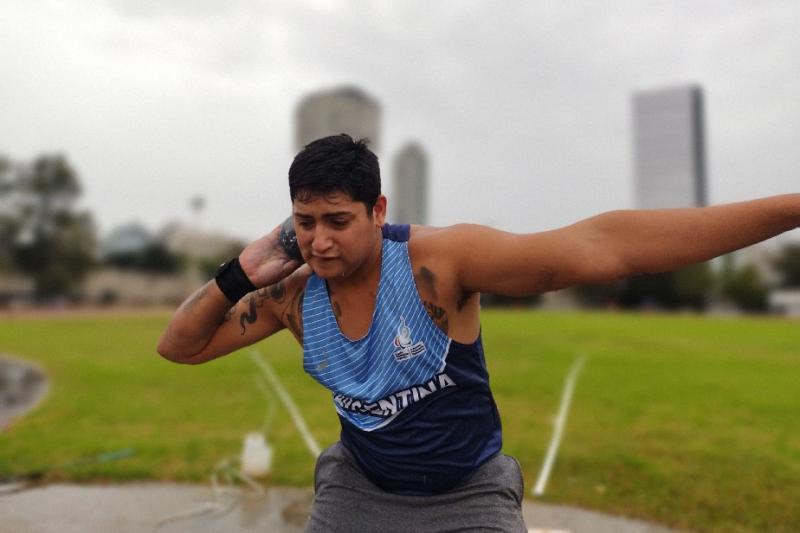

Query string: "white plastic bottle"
[[240, 432, 273, 478]]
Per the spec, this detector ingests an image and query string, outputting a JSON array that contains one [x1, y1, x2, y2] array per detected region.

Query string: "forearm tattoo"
[[239, 297, 258, 334], [236, 281, 286, 335], [267, 282, 287, 303]]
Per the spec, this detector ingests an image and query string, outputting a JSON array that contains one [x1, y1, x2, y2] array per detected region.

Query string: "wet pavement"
[[0, 482, 686, 533], [0, 355, 47, 431]]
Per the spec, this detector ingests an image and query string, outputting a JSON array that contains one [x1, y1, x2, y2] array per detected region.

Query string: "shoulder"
[[407, 223, 486, 259], [406, 224, 480, 295], [406, 224, 483, 340]]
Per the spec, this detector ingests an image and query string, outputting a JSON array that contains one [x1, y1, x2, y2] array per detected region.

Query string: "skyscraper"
[[294, 86, 381, 151], [632, 85, 707, 208], [293, 86, 430, 225], [391, 143, 427, 224]]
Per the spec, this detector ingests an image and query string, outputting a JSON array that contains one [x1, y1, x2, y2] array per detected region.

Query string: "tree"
[[721, 263, 768, 312], [0, 156, 17, 271], [616, 262, 713, 310], [618, 272, 678, 308], [0, 156, 11, 192], [673, 262, 713, 309], [10, 155, 96, 300], [773, 244, 800, 287], [106, 243, 184, 273], [573, 281, 623, 308]]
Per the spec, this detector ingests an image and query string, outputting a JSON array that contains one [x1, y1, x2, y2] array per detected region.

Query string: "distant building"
[[82, 268, 196, 306], [770, 289, 800, 316], [295, 86, 381, 151], [158, 222, 244, 260], [101, 222, 152, 258], [633, 85, 707, 208], [84, 222, 245, 306], [391, 142, 428, 224], [0, 274, 34, 307]]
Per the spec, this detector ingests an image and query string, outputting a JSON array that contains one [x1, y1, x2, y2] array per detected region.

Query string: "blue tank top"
[[302, 224, 502, 495]]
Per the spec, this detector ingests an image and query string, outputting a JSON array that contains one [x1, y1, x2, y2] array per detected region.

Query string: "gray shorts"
[[306, 442, 527, 532]]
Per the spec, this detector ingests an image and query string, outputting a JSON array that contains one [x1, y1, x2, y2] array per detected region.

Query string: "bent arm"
[[157, 224, 304, 364], [452, 193, 800, 296], [156, 281, 285, 365], [156, 281, 230, 361]]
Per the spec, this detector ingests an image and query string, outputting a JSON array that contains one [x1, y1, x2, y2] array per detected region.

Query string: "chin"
[[314, 269, 350, 280], [310, 259, 347, 279]]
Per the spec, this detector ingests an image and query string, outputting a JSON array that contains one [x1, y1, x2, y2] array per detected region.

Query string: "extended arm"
[[450, 194, 800, 296]]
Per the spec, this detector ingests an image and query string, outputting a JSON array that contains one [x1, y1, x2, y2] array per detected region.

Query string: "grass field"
[[0, 310, 798, 532]]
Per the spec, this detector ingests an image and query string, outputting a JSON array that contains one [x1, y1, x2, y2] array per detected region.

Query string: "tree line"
[[1, 153, 244, 305]]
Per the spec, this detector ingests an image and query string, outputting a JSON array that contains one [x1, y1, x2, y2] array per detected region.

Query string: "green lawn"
[[0, 310, 798, 532]]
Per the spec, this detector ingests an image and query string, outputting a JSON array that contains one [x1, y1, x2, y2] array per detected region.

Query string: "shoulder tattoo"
[[422, 300, 449, 335], [419, 266, 438, 300]]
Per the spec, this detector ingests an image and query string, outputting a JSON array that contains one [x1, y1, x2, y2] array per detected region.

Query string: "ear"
[[372, 195, 387, 226]]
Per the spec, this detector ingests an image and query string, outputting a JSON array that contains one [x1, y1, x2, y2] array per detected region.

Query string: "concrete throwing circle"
[[0, 354, 48, 430]]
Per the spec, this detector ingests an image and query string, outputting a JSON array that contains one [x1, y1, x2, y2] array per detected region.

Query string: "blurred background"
[[1, 0, 799, 311], [2, 3, 800, 533]]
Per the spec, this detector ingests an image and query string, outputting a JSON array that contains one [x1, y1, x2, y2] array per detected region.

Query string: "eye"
[[297, 219, 314, 230], [330, 219, 349, 229]]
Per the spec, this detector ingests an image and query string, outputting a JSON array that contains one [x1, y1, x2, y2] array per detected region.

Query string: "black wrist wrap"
[[215, 257, 257, 302]]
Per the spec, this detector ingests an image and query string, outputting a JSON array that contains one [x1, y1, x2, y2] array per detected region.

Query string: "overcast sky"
[[2, 0, 799, 242]]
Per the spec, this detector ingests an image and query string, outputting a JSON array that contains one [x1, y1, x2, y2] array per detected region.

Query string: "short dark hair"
[[288, 134, 381, 212]]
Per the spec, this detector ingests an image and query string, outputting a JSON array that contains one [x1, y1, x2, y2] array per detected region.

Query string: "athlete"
[[157, 134, 799, 532]]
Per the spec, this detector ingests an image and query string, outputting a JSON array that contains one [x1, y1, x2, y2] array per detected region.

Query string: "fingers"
[[281, 259, 303, 277]]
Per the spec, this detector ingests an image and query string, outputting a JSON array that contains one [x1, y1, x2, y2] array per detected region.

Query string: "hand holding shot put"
[[157, 222, 305, 363], [237, 222, 303, 290], [157, 134, 800, 532]]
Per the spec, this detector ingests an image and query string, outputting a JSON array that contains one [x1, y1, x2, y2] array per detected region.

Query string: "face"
[[292, 191, 387, 279]]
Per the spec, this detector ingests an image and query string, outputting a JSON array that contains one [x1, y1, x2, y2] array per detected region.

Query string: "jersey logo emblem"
[[392, 316, 427, 362]]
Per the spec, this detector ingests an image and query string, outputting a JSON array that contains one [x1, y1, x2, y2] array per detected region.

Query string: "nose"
[[310, 227, 333, 255]]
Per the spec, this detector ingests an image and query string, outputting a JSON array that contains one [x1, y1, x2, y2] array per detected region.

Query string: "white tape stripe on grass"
[[533, 354, 586, 497], [250, 351, 321, 458]]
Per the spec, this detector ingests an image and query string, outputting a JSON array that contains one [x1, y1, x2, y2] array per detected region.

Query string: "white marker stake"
[[250, 351, 322, 458], [533, 354, 586, 497]]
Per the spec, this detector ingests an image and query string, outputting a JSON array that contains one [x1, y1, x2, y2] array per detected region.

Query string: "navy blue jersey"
[[302, 224, 502, 494]]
